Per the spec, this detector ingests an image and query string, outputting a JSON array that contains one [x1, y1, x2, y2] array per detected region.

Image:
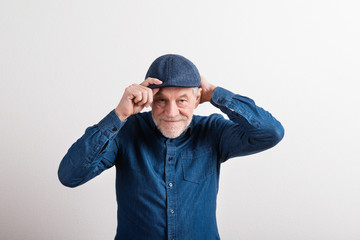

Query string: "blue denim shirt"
[[58, 87, 284, 240]]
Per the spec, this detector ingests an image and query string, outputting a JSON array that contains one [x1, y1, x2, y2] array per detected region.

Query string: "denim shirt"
[[58, 87, 284, 240]]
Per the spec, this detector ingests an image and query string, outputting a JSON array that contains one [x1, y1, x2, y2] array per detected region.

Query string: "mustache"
[[159, 116, 188, 121]]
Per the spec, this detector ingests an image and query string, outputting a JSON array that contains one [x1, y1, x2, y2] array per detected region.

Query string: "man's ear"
[[194, 88, 202, 108]]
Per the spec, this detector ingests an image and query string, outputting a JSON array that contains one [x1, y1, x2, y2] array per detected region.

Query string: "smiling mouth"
[[159, 116, 187, 122], [162, 120, 182, 125]]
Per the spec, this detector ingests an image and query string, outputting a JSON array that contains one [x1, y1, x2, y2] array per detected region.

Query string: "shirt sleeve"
[[210, 87, 285, 162], [58, 110, 126, 187]]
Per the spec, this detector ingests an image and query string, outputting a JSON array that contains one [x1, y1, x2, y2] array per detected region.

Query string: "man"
[[58, 54, 284, 240]]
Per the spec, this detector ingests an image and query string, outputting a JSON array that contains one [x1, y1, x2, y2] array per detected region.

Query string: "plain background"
[[1, 0, 359, 239]]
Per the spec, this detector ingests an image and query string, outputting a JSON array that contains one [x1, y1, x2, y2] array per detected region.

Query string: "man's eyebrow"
[[154, 93, 190, 99], [162, 94, 191, 100], [154, 93, 165, 99], [179, 94, 190, 99]]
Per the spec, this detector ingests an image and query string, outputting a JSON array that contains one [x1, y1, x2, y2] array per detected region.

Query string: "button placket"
[[165, 139, 177, 240]]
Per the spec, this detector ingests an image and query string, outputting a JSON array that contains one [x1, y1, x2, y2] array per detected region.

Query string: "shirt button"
[[168, 157, 173, 161], [112, 127, 117, 131], [168, 183, 173, 188], [170, 209, 174, 214]]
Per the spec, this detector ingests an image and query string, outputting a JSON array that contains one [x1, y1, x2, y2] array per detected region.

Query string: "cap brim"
[[148, 83, 200, 89]]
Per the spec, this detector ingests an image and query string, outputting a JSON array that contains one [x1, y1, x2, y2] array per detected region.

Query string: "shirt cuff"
[[210, 87, 257, 126], [210, 87, 235, 108], [97, 110, 127, 139]]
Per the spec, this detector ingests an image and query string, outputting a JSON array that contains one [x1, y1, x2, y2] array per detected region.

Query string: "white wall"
[[1, 0, 359, 239]]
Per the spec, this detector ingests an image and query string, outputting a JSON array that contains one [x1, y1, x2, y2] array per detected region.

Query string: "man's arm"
[[58, 78, 162, 187], [58, 111, 123, 187], [200, 76, 284, 162]]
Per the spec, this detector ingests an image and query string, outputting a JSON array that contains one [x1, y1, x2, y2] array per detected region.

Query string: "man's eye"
[[155, 99, 166, 105]]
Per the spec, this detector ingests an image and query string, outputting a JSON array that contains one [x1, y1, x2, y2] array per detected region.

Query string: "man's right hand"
[[115, 78, 162, 121]]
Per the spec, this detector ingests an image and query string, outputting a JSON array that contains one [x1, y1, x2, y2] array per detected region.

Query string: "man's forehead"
[[155, 87, 193, 97]]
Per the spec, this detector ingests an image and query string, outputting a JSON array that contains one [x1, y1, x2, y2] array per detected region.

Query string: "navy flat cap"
[[146, 54, 201, 89]]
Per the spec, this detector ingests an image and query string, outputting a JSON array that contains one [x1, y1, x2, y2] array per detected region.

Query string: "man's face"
[[151, 87, 201, 139]]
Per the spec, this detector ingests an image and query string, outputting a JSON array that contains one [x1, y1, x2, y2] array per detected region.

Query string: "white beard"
[[153, 115, 191, 139]]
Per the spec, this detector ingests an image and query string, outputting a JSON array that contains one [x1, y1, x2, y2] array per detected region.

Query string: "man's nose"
[[165, 101, 179, 118]]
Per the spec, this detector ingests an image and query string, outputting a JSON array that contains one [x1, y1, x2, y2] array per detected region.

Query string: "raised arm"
[[58, 78, 162, 187], [199, 76, 284, 162]]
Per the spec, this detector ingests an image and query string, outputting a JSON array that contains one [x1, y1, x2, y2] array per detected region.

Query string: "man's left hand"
[[199, 75, 217, 104]]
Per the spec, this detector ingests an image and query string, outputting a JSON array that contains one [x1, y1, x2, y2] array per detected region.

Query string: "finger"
[[136, 89, 149, 106], [145, 87, 154, 108], [152, 88, 160, 97], [127, 84, 145, 102], [200, 75, 206, 87], [130, 86, 147, 104], [136, 84, 158, 107], [140, 77, 163, 87], [132, 91, 143, 104]]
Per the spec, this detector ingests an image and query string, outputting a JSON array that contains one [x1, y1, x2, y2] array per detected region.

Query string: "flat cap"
[[146, 54, 201, 89]]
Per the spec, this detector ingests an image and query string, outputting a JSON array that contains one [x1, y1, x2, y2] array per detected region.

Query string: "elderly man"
[[58, 54, 284, 240]]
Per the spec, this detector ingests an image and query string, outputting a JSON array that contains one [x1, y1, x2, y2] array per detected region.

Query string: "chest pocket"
[[180, 147, 215, 184]]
